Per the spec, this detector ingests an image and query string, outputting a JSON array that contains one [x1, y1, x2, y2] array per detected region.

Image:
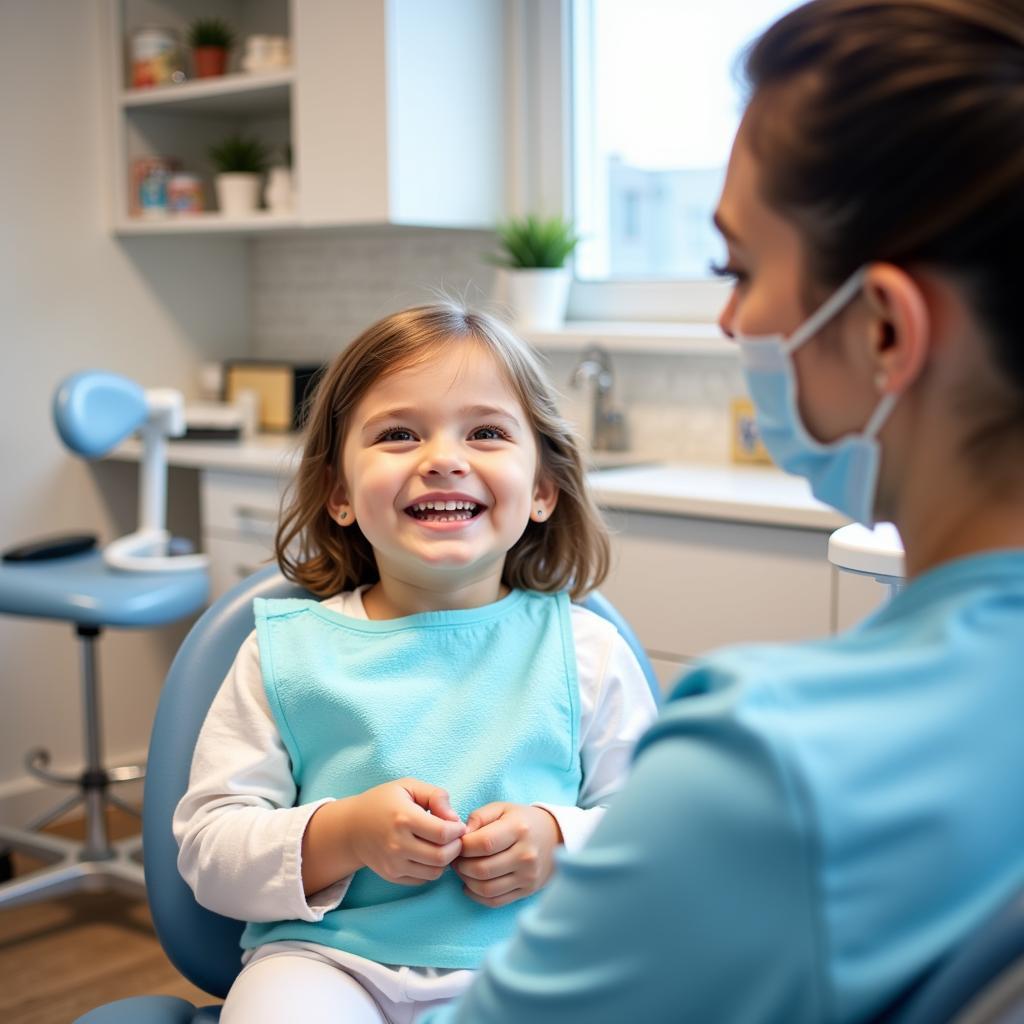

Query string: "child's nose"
[[419, 440, 469, 477]]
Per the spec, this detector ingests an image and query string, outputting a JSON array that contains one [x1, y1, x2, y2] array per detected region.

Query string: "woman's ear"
[[530, 475, 559, 523], [326, 479, 354, 527], [862, 263, 931, 395]]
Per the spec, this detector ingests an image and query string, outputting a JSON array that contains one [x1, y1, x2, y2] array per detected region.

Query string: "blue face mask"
[[735, 267, 899, 527]]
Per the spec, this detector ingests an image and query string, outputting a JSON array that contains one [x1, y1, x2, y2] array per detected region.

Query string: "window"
[[567, 0, 801, 320]]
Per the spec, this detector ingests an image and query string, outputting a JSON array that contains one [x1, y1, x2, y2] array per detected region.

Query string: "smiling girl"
[[173, 303, 657, 1023]]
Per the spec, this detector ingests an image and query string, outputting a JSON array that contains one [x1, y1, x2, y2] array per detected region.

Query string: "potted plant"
[[188, 17, 235, 78], [208, 134, 270, 216], [491, 215, 580, 331]]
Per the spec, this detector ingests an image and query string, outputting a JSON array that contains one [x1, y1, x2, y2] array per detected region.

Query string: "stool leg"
[[78, 626, 115, 861]]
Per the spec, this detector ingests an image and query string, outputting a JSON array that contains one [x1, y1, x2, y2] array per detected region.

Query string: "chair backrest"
[[142, 566, 660, 999], [886, 888, 1024, 1024], [143, 564, 303, 997]]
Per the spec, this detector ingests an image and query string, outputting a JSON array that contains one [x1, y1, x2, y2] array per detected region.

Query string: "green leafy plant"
[[208, 134, 270, 175], [188, 17, 235, 50], [491, 215, 580, 269]]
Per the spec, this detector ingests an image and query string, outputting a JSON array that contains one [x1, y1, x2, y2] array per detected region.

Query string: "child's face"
[[331, 342, 557, 594]]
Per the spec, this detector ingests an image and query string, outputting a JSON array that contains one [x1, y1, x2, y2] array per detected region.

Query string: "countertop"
[[588, 463, 846, 531], [111, 435, 847, 531]]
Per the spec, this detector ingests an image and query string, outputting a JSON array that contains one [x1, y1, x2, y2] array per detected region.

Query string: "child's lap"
[[222, 948, 453, 1024]]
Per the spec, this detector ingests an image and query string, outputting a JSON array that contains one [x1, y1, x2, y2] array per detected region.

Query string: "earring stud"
[[339, 511, 348, 520]]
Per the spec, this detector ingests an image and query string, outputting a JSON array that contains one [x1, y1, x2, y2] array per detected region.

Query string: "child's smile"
[[405, 492, 486, 527]]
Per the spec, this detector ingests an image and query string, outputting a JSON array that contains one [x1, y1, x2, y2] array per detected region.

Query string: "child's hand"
[[453, 802, 562, 908], [303, 778, 465, 893], [349, 778, 466, 885]]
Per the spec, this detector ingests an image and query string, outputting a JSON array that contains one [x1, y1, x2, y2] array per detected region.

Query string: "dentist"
[[423, 0, 1024, 1021]]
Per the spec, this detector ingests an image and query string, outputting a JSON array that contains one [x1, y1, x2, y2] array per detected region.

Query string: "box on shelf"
[[223, 361, 324, 432]]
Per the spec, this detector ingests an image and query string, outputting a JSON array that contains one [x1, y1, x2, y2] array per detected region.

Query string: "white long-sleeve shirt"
[[174, 587, 658, 1003]]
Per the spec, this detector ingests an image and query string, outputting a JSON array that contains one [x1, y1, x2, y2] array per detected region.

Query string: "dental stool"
[[828, 521, 906, 600], [0, 371, 209, 910]]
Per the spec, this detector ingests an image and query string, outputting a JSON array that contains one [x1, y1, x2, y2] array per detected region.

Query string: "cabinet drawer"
[[600, 510, 833, 661], [205, 535, 278, 601], [201, 470, 287, 539]]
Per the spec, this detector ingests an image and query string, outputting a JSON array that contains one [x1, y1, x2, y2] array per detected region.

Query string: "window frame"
[[508, 0, 732, 325]]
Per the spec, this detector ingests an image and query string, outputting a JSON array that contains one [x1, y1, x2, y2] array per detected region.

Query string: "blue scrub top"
[[424, 549, 1024, 1023]]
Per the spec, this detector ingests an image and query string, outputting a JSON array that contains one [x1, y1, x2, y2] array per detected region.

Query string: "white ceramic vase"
[[505, 267, 572, 331], [264, 166, 294, 214], [214, 172, 262, 216]]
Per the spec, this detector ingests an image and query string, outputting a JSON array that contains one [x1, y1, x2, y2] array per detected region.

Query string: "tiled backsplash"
[[249, 228, 743, 464]]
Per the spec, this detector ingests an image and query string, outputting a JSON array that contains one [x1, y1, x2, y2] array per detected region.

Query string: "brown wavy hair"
[[743, 0, 1024, 460], [275, 303, 610, 600]]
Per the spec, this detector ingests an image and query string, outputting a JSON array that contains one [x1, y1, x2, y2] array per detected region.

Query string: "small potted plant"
[[188, 17, 235, 78], [208, 134, 270, 216], [490, 215, 579, 331]]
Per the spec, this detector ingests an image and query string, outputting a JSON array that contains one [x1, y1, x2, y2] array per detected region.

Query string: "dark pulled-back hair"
[[743, 0, 1024, 439], [275, 303, 610, 600]]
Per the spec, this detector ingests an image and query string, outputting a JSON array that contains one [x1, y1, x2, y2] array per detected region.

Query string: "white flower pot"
[[505, 267, 572, 332], [214, 172, 262, 216], [264, 166, 294, 214]]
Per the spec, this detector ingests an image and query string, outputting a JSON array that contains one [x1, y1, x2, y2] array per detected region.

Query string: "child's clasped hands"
[[316, 778, 562, 909]]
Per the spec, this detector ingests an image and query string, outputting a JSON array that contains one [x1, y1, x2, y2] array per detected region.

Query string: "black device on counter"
[[2, 533, 98, 562]]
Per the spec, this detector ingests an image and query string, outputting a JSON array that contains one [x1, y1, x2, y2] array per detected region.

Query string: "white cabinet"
[[599, 509, 836, 673], [108, 0, 505, 234], [294, 0, 505, 229], [833, 565, 888, 632], [200, 470, 288, 598]]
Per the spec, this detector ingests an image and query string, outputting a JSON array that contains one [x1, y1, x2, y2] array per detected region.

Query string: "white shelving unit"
[[107, 0, 506, 237], [109, 0, 293, 233]]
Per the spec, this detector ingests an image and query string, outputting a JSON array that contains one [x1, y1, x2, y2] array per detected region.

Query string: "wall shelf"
[[114, 212, 300, 236], [120, 70, 293, 117]]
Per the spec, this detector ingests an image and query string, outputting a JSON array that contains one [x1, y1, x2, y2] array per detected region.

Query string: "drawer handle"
[[235, 505, 278, 523]]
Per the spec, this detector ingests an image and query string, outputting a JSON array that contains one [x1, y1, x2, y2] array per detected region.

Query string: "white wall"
[[0, 1, 248, 824]]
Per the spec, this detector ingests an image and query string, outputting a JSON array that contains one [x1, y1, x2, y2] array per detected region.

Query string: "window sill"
[[522, 320, 734, 356]]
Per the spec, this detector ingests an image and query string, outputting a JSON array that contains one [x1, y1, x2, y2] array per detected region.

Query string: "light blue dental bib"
[[241, 589, 581, 968]]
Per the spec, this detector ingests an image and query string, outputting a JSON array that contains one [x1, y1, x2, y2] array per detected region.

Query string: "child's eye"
[[374, 426, 417, 443], [470, 425, 510, 441]]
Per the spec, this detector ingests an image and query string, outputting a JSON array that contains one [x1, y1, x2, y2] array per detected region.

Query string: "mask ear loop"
[[863, 391, 899, 440], [786, 267, 869, 354]]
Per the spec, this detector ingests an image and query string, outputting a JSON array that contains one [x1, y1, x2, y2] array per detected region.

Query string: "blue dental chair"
[[0, 371, 209, 909], [73, 564, 659, 1023]]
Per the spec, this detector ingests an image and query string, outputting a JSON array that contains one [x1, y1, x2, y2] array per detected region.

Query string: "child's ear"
[[530, 475, 559, 523], [326, 480, 355, 527]]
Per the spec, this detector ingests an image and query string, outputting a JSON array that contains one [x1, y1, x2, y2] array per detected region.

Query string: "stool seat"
[[828, 522, 905, 582], [0, 550, 209, 628]]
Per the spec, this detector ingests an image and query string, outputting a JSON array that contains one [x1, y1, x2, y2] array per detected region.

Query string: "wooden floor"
[[0, 810, 220, 1024]]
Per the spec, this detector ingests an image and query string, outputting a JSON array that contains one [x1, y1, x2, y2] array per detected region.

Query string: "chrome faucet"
[[569, 345, 629, 452]]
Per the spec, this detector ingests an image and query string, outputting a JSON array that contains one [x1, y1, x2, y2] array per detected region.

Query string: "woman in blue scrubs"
[[423, 1, 1024, 1021]]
